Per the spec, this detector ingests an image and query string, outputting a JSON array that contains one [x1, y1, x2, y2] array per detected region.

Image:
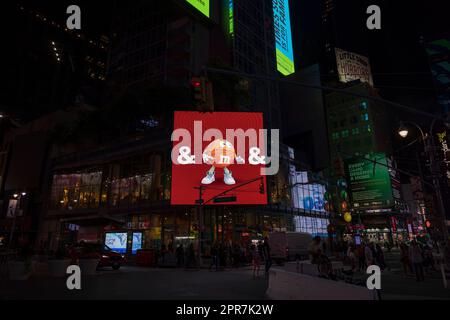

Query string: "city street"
[[1, 250, 449, 300]]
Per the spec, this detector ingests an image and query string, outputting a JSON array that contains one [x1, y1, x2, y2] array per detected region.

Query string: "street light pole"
[[398, 121, 449, 242]]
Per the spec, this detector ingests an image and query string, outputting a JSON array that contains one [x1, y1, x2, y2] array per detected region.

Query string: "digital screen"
[[132, 232, 142, 255], [273, 0, 295, 75], [186, 0, 209, 18], [290, 170, 326, 212], [105, 232, 128, 254], [171, 111, 267, 205], [355, 235, 361, 246], [346, 153, 393, 209]]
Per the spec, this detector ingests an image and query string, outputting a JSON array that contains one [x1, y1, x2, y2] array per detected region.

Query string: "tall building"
[[326, 82, 391, 162], [4, 2, 110, 120]]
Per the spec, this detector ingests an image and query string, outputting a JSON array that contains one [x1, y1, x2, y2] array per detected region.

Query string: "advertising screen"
[[290, 170, 326, 212], [273, 0, 295, 76], [171, 111, 267, 205], [346, 153, 393, 209], [186, 0, 209, 18], [335, 48, 374, 86], [132, 232, 142, 255], [105, 232, 128, 254]]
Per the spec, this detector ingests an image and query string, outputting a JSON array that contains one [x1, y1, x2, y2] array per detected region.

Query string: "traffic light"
[[259, 181, 265, 194], [191, 76, 214, 112]]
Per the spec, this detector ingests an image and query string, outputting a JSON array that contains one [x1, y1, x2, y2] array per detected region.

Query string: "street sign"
[[213, 196, 237, 203]]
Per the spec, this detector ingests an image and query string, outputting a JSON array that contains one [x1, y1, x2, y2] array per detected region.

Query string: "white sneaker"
[[224, 171, 236, 185], [201, 172, 215, 184]]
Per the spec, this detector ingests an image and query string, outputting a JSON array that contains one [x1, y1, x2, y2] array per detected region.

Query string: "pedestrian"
[[262, 237, 272, 275], [375, 243, 386, 270], [365, 242, 374, 266], [347, 244, 357, 272], [308, 236, 322, 264], [356, 244, 365, 271], [186, 243, 196, 268], [175, 244, 184, 268], [409, 240, 424, 281], [251, 244, 261, 278], [400, 242, 411, 275], [209, 243, 219, 271]]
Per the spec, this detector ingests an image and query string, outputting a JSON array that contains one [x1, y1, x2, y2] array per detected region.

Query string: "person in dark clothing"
[[175, 244, 184, 268], [186, 243, 196, 268], [375, 243, 386, 270], [262, 237, 272, 275], [209, 243, 219, 271]]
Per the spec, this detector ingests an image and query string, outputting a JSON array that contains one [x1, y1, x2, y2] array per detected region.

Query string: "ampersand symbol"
[[177, 146, 196, 165], [248, 147, 266, 165]]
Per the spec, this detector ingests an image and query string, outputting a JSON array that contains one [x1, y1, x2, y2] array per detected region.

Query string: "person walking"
[[400, 242, 411, 275], [209, 243, 219, 271], [262, 237, 272, 276], [356, 244, 366, 271], [375, 243, 386, 270], [175, 244, 184, 268], [409, 240, 425, 281], [365, 242, 374, 266], [251, 244, 261, 278]]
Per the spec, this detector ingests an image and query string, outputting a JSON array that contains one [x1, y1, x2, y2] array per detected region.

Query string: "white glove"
[[235, 155, 245, 164], [203, 153, 214, 164]]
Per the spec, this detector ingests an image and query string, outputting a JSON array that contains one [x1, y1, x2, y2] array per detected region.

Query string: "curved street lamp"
[[397, 120, 448, 242]]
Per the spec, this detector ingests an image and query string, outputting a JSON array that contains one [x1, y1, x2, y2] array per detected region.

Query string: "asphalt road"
[[1, 266, 269, 300], [1, 249, 448, 300]]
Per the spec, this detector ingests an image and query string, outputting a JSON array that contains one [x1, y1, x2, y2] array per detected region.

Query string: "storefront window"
[[50, 172, 101, 210]]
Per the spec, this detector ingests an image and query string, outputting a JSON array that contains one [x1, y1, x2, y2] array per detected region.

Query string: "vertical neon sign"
[[273, 0, 295, 75], [229, 0, 234, 37], [186, 0, 210, 18]]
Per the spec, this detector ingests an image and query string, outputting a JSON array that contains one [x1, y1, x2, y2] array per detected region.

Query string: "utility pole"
[[194, 185, 205, 268]]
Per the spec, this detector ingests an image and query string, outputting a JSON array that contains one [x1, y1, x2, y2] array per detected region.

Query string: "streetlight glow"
[[13, 194, 18, 198], [398, 123, 409, 138]]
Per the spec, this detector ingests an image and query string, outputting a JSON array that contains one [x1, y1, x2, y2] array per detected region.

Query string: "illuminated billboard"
[[273, 0, 295, 76], [335, 48, 374, 86], [290, 170, 326, 212], [186, 0, 209, 18], [346, 153, 393, 209], [132, 232, 142, 255], [105, 232, 128, 254], [171, 111, 267, 205]]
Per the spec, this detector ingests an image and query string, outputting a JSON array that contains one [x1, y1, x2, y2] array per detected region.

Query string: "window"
[[332, 132, 340, 140], [352, 128, 360, 135], [361, 113, 369, 121], [341, 130, 349, 138], [360, 101, 368, 110]]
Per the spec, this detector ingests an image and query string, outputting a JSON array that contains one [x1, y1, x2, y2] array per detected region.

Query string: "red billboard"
[[171, 111, 267, 205]]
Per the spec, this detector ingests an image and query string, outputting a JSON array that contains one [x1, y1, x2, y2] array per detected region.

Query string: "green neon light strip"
[[186, 0, 210, 18], [276, 49, 295, 76]]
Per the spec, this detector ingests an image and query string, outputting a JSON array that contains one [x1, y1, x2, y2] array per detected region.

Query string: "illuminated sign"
[[229, 0, 234, 36], [186, 0, 210, 18], [289, 170, 326, 212], [132, 232, 142, 255], [171, 111, 268, 205], [273, 0, 295, 76], [346, 153, 393, 209], [105, 232, 128, 254], [335, 48, 374, 86], [437, 130, 450, 185]]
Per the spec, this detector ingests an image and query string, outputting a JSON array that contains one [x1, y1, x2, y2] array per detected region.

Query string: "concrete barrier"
[[266, 268, 377, 300]]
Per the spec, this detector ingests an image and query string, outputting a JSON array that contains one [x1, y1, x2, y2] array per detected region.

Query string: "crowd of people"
[[164, 238, 272, 278], [308, 235, 450, 282]]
